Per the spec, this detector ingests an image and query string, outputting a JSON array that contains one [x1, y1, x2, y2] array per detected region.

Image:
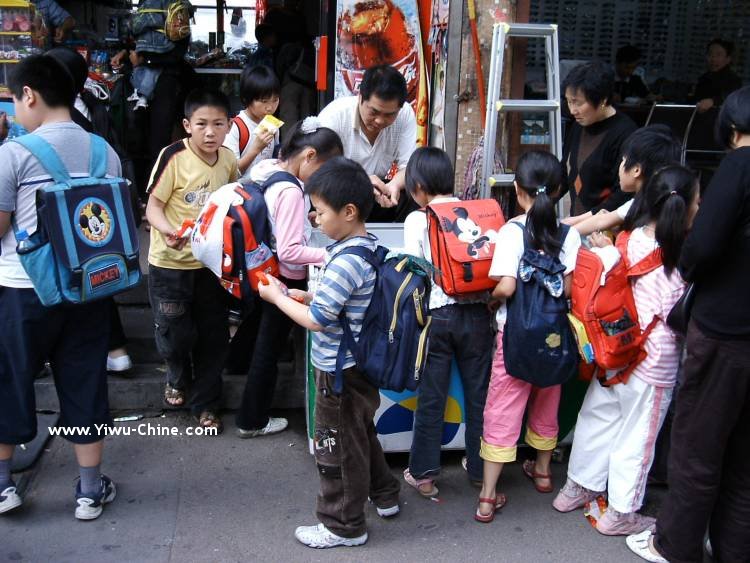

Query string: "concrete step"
[[34, 358, 305, 412]]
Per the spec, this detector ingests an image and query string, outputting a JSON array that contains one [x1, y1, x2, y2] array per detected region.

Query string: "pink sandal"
[[474, 494, 508, 523], [403, 468, 439, 498]]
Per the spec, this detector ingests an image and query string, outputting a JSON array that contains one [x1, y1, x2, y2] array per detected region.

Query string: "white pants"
[[567, 375, 673, 513]]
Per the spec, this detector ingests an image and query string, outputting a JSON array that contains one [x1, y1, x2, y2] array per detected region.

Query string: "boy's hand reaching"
[[257, 273, 285, 304], [165, 231, 188, 250], [588, 231, 613, 248], [288, 288, 312, 305]]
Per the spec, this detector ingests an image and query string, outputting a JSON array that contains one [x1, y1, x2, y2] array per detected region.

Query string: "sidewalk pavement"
[[3, 410, 655, 563]]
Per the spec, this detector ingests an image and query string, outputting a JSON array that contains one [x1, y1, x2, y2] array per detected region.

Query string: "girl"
[[565, 125, 680, 236], [224, 65, 281, 181], [553, 165, 699, 536], [235, 117, 343, 438], [477, 152, 581, 522], [401, 148, 493, 497]]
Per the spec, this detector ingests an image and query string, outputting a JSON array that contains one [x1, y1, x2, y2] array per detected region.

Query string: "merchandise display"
[[0, 0, 42, 96]]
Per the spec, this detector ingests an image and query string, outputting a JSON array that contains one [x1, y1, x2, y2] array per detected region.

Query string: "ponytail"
[[515, 151, 564, 256], [279, 117, 344, 162], [644, 165, 698, 276]]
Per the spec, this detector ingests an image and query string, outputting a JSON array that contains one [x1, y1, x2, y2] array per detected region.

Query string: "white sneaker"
[[107, 354, 132, 372], [626, 530, 668, 562], [0, 484, 22, 514], [236, 417, 288, 438], [294, 523, 367, 549], [376, 504, 400, 518]]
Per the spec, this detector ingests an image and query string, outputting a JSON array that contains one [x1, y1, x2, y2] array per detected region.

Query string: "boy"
[[0, 55, 121, 519], [224, 64, 280, 182], [146, 88, 238, 432], [401, 147, 493, 496], [565, 125, 681, 235], [258, 157, 400, 549]]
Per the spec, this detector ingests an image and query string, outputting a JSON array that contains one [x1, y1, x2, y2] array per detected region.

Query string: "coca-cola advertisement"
[[335, 0, 429, 145]]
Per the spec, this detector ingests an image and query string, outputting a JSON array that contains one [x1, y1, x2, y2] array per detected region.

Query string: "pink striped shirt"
[[627, 228, 685, 388]]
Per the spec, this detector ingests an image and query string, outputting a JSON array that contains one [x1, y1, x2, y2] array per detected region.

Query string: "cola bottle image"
[[336, 0, 419, 107]]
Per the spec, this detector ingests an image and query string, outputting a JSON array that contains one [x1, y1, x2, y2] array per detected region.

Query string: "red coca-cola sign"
[[336, 0, 420, 109]]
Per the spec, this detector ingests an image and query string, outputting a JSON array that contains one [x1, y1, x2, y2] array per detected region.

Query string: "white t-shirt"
[[488, 216, 581, 327], [402, 196, 488, 310], [615, 198, 633, 220], [223, 110, 279, 183], [318, 95, 417, 178]]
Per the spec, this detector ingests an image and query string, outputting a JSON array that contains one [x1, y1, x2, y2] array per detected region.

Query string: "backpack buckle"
[[462, 263, 473, 282]]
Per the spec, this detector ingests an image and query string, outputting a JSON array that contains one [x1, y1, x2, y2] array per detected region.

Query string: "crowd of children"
[[1, 52, 748, 561]]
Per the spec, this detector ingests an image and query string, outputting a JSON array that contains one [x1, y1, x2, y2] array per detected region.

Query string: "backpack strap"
[[615, 229, 663, 277], [332, 245, 380, 395], [232, 116, 251, 154], [11, 134, 72, 185], [88, 134, 108, 179], [259, 171, 302, 193]]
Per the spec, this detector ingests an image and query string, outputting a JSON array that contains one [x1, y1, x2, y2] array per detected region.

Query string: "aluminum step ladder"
[[480, 23, 562, 205]]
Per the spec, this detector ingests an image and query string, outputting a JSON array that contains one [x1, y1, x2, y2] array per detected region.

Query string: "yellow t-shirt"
[[147, 139, 239, 269]]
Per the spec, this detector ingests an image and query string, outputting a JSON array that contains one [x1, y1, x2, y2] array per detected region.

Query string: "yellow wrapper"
[[258, 114, 284, 135]]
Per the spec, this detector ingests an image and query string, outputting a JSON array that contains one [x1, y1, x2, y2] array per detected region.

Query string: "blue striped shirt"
[[308, 234, 378, 371]]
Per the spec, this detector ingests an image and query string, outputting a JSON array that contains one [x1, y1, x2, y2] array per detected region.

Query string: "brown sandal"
[[195, 410, 223, 434], [164, 384, 185, 407], [522, 459, 553, 493], [474, 493, 508, 523]]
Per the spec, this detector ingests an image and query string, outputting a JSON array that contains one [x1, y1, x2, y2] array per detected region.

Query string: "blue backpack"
[[11, 133, 140, 306], [334, 246, 432, 394], [502, 222, 578, 387]]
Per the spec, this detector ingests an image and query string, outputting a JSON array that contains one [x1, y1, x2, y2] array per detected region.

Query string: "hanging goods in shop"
[[11, 134, 141, 306], [480, 23, 563, 208], [133, 0, 193, 46], [426, 199, 505, 295]]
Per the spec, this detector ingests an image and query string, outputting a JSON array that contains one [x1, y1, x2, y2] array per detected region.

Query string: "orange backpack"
[[570, 231, 662, 385], [426, 199, 505, 295]]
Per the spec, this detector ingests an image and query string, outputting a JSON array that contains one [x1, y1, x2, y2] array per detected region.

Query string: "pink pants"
[[480, 331, 561, 463]]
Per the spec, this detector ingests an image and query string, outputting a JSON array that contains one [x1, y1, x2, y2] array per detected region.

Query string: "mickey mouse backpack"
[[426, 199, 505, 295], [11, 134, 141, 306]]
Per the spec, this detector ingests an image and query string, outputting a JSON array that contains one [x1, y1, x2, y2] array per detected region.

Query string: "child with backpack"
[[553, 165, 698, 535], [401, 147, 494, 496], [234, 117, 343, 438], [0, 55, 123, 519], [257, 157, 401, 549], [565, 125, 681, 236], [477, 151, 581, 523], [146, 88, 239, 432], [224, 65, 281, 182]]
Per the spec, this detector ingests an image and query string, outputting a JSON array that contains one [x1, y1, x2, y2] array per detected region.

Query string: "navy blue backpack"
[[502, 222, 578, 387], [11, 133, 140, 306], [334, 245, 432, 394]]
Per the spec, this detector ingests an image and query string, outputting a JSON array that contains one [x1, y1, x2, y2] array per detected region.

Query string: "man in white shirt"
[[319, 65, 417, 221]]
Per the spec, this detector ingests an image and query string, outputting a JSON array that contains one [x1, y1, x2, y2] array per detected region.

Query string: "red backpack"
[[426, 199, 505, 295], [570, 231, 662, 386], [232, 116, 251, 154]]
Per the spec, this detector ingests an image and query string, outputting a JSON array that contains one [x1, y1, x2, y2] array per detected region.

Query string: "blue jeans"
[[130, 65, 162, 100], [408, 303, 493, 481]]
